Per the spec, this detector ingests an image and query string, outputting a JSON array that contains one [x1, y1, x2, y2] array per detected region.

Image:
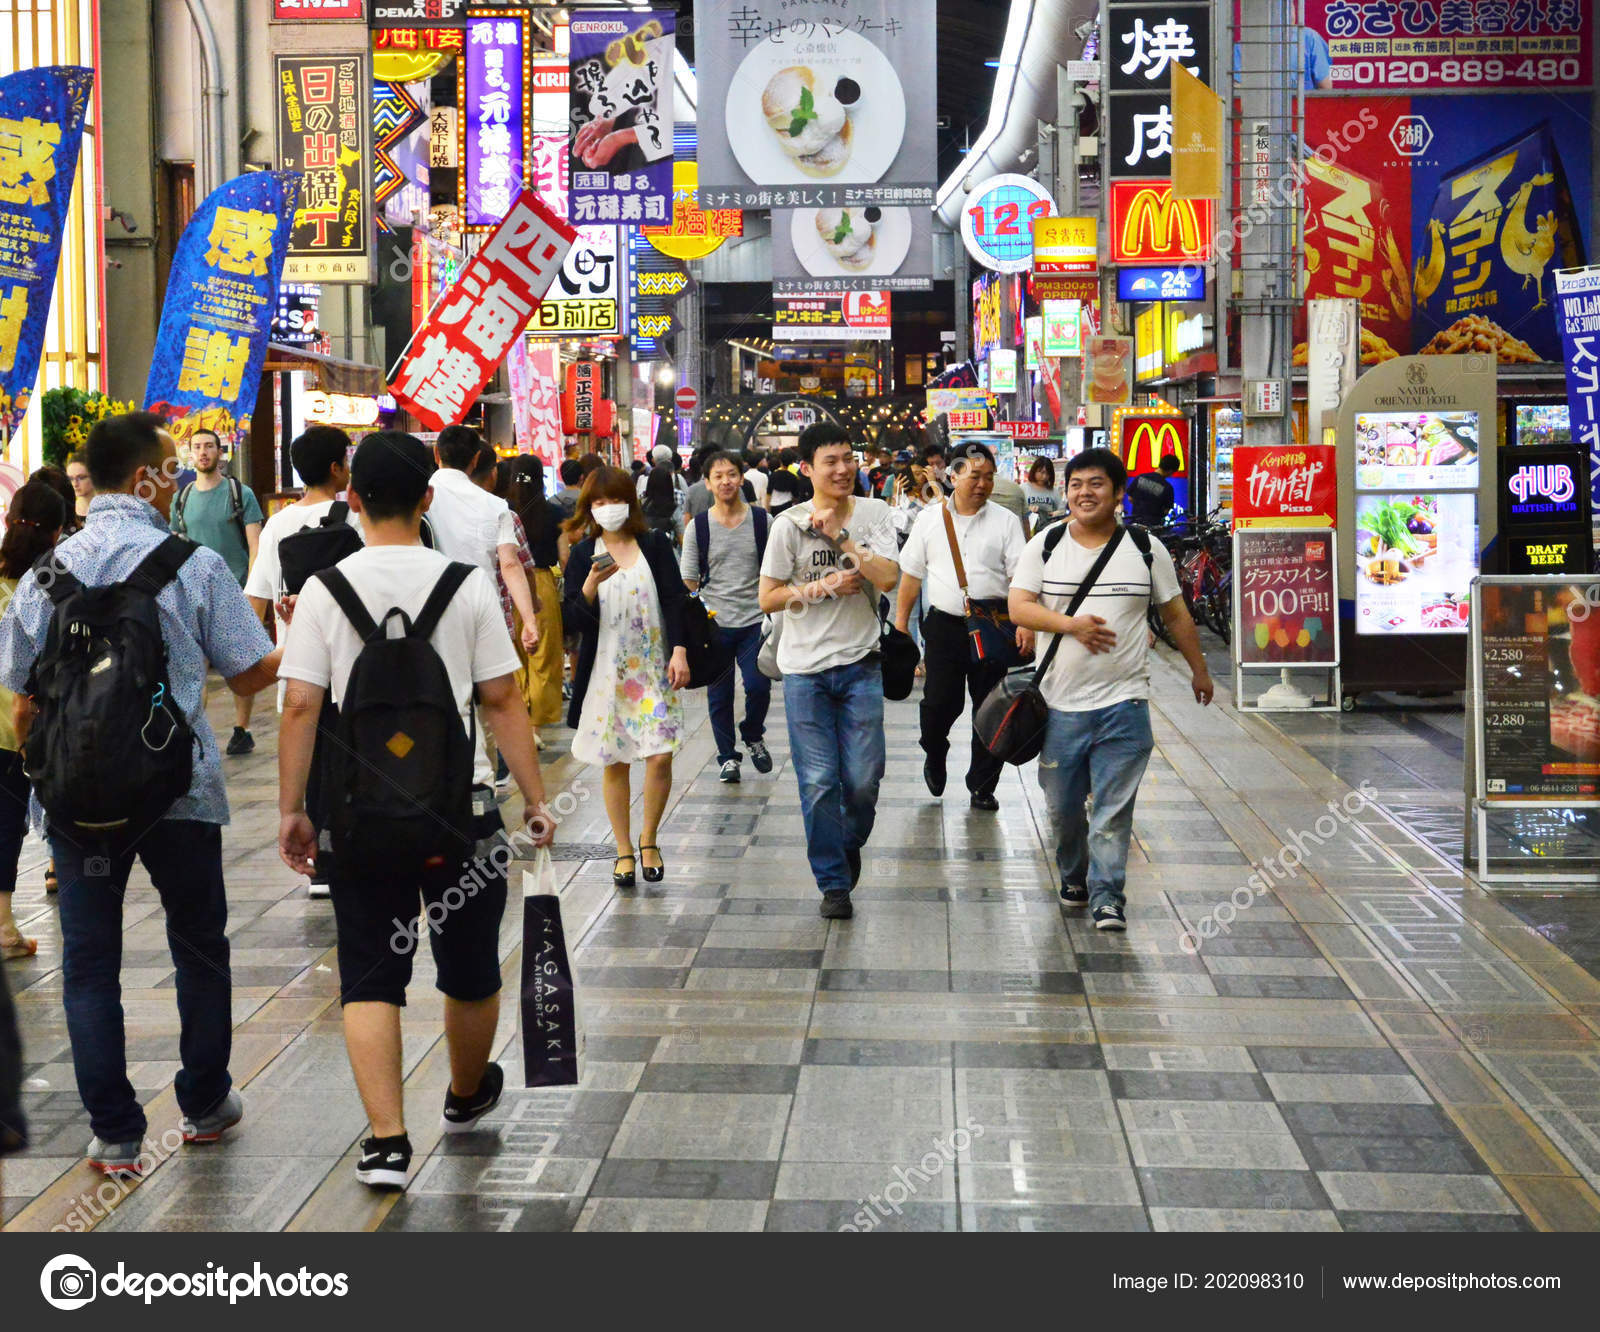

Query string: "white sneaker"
[[719, 759, 741, 784]]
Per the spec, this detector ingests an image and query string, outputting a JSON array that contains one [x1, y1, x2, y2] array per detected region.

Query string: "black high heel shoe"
[[639, 844, 664, 883], [613, 853, 636, 889]]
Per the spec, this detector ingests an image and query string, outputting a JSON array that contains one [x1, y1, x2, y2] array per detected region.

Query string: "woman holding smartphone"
[[562, 467, 690, 887]]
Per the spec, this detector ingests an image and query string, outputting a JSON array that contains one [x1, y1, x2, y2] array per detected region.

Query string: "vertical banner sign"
[[565, 361, 599, 433], [568, 9, 674, 227], [695, 0, 938, 209], [1305, 297, 1359, 440], [461, 9, 530, 230], [388, 190, 576, 431], [144, 172, 301, 442], [1555, 266, 1600, 507], [0, 66, 94, 439], [519, 341, 565, 467], [1169, 63, 1222, 201], [276, 54, 372, 282], [1106, 2, 1212, 180], [1236, 530, 1337, 665]]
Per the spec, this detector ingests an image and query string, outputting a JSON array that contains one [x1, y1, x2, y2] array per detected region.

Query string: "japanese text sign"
[[1233, 445, 1338, 529], [275, 1, 364, 17], [1106, 3, 1211, 179], [144, 171, 300, 443], [537, 224, 621, 336], [962, 175, 1054, 274], [0, 65, 94, 439], [275, 54, 371, 282], [462, 10, 530, 229], [388, 190, 576, 431], [1032, 216, 1097, 275], [568, 9, 674, 227], [1236, 529, 1338, 666], [369, 2, 469, 26], [773, 290, 891, 341], [1555, 266, 1600, 507]]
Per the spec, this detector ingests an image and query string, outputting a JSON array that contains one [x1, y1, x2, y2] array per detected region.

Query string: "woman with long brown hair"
[[561, 467, 689, 887], [499, 456, 565, 741], [0, 481, 66, 958]]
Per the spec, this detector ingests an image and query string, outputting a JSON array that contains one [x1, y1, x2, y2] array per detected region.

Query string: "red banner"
[[389, 190, 575, 432], [1236, 529, 1337, 665], [1233, 444, 1337, 529]]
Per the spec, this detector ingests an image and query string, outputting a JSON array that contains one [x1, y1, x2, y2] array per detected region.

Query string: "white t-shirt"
[[425, 467, 517, 579], [279, 546, 520, 736], [745, 468, 769, 505], [899, 500, 1026, 618], [1011, 522, 1180, 712]]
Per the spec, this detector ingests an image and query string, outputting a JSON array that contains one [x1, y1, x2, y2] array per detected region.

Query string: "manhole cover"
[[548, 841, 624, 862]]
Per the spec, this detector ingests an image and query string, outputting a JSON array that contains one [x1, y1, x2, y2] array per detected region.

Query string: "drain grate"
[[546, 841, 625, 863]]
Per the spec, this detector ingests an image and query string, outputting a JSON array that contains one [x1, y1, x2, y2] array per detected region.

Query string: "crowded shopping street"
[[1, 0, 1600, 1315]]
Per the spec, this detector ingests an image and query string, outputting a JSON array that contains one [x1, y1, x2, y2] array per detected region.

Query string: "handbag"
[[942, 502, 1016, 667], [520, 849, 586, 1088], [757, 612, 783, 680], [682, 593, 734, 689], [974, 524, 1128, 766]]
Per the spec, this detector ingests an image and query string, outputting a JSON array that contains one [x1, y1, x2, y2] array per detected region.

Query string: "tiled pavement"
[[5, 650, 1600, 1232]]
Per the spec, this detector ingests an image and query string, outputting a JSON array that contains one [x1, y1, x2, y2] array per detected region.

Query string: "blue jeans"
[[49, 821, 233, 1144], [783, 657, 886, 893], [1037, 700, 1154, 912], [709, 621, 771, 764]]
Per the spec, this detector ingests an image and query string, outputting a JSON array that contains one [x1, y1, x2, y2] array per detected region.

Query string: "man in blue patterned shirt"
[[0, 413, 282, 1179]]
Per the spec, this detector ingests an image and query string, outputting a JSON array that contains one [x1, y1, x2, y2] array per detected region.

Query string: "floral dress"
[[571, 556, 683, 765]]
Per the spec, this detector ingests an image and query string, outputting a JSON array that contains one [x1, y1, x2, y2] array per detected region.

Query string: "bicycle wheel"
[[1199, 565, 1230, 644]]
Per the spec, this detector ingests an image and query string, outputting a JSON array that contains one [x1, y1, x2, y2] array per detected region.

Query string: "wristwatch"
[[834, 528, 850, 544]]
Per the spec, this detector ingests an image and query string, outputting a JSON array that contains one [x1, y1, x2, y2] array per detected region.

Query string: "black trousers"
[[920, 608, 1008, 797]]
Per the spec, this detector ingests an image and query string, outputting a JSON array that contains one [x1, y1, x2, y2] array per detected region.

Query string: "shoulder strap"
[[314, 567, 379, 641], [1033, 525, 1128, 685], [410, 561, 476, 643], [32, 551, 80, 605], [752, 505, 769, 564], [694, 511, 711, 585], [419, 515, 436, 549], [171, 482, 193, 534], [1041, 517, 1071, 563], [229, 477, 248, 546], [1125, 524, 1154, 566], [324, 499, 349, 528], [940, 501, 970, 595], [127, 534, 199, 596]]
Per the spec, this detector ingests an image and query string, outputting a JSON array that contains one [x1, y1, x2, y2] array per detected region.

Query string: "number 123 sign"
[[961, 174, 1054, 274]]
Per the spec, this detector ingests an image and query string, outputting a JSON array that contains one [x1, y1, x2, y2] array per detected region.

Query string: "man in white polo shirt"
[[895, 441, 1030, 810]]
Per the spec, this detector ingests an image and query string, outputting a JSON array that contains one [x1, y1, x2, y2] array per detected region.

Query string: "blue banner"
[[0, 65, 94, 442], [1554, 266, 1600, 506], [144, 171, 300, 441]]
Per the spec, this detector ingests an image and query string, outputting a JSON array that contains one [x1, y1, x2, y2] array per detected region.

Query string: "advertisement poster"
[[695, 0, 938, 209], [971, 271, 1007, 360], [535, 224, 621, 335], [0, 65, 94, 438], [1554, 265, 1600, 505], [389, 190, 576, 431], [772, 205, 931, 293], [1105, 2, 1211, 180], [1304, 0, 1590, 92], [773, 290, 891, 341], [1108, 179, 1214, 263], [1353, 408, 1481, 490], [1354, 492, 1478, 634], [628, 229, 685, 359], [1301, 92, 1593, 365], [460, 9, 529, 229], [644, 158, 744, 262], [1477, 580, 1600, 799], [568, 9, 673, 226], [1083, 336, 1134, 406], [1236, 530, 1337, 665], [1042, 300, 1082, 357], [144, 172, 301, 443], [1233, 445, 1337, 528], [926, 387, 991, 432], [276, 54, 371, 282], [989, 348, 1017, 393]]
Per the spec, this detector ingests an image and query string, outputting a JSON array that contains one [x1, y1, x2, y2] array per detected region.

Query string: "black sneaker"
[[749, 741, 773, 773], [1093, 905, 1127, 932], [820, 890, 854, 920], [355, 1133, 412, 1189], [845, 847, 861, 888], [923, 755, 946, 797], [441, 1061, 504, 1134], [1059, 883, 1089, 906], [970, 792, 1000, 811], [225, 726, 254, 756]]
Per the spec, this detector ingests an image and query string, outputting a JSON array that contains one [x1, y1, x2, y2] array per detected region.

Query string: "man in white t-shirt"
[[277, 431, 553, 1192], [759, 424, 900, 919], [743, 448, 769, 507], [1010, 447, 1214, 932], [896, 441, 1029, 810]]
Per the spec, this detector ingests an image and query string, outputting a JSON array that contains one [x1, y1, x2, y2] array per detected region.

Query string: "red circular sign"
[[674, 387, 699, 414]]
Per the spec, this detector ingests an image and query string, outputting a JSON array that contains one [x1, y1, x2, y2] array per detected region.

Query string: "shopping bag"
[[520, 849, 586, 1088]]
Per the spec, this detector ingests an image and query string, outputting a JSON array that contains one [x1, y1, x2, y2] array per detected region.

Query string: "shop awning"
[[262, 343, 386, 398]]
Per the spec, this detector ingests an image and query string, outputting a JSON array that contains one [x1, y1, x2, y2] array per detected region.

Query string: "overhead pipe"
[[180, 0, 227, 194]]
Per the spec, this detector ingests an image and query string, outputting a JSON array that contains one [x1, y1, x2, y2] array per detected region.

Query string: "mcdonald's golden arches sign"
[[1117, 413, 1190, 478], [1108, 179, 1214, 265]]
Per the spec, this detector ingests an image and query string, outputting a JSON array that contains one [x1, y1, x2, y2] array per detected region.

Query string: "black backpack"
[[314, 561, 478, 874], [684, 509, 769, 690], [277, 500, 364, 595], [24, 536, 200, 837]]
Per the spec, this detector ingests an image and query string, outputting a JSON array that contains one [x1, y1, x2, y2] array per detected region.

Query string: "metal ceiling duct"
[[934, 0, 1099, 228]]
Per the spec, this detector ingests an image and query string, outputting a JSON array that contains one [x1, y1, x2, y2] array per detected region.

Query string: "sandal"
[[0, 928, 37, 961], [613, 853, 636, 889], [44, 866, 58, 894], [639, 844, 665, 883]]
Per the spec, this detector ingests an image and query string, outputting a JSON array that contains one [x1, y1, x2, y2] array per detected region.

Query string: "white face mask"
[[592, 502, 630, 532]]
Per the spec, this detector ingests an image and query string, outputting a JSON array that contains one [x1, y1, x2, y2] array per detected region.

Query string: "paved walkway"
[[5, 650, 1600, 1232]]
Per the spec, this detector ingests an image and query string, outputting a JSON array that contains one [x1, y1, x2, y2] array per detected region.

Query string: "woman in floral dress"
[[562, 467, 689, 886]]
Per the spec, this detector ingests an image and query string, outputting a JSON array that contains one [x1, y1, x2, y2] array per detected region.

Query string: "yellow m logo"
[[1123, 420, 1187, 473], [1121, 188, 1202, 258]]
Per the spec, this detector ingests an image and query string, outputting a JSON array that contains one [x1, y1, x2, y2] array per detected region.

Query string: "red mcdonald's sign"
[[1108, 180, 1214, 264], [1116, 414, 1190, 478]]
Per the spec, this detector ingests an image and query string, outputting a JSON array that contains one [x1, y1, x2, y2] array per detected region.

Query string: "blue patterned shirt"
[[0, 493, 273, 826]]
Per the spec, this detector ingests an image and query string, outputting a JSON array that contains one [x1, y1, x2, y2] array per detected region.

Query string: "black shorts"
[[329, 833, 510, 1007]]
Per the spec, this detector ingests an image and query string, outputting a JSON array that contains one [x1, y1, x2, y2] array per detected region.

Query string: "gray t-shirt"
[[759, 497, 899, 676], [684, 480, 713, 518], [681, 508, 762, 629]]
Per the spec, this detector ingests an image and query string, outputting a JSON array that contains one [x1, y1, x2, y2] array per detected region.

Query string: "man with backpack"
[[0, 412, 283, 1177], [1008, 448, 1213, 932], [277, 431, 554, 1191], [681, 450, 773, 785], [169, 428, 266, 756], [245, 426, 364, 899]]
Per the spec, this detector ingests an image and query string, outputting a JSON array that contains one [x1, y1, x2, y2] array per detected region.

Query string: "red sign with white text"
[[997, 421, 1051, 440], [389, 190, 575, 431], [1233, 444, 1338, 529], [562, 361, 615, 436]]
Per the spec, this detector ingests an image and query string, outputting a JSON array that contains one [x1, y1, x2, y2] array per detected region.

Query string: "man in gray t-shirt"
[[683, 452, 773, 783]]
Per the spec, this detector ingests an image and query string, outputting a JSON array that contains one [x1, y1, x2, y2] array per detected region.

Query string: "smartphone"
[[592, 552, 616, 573]]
